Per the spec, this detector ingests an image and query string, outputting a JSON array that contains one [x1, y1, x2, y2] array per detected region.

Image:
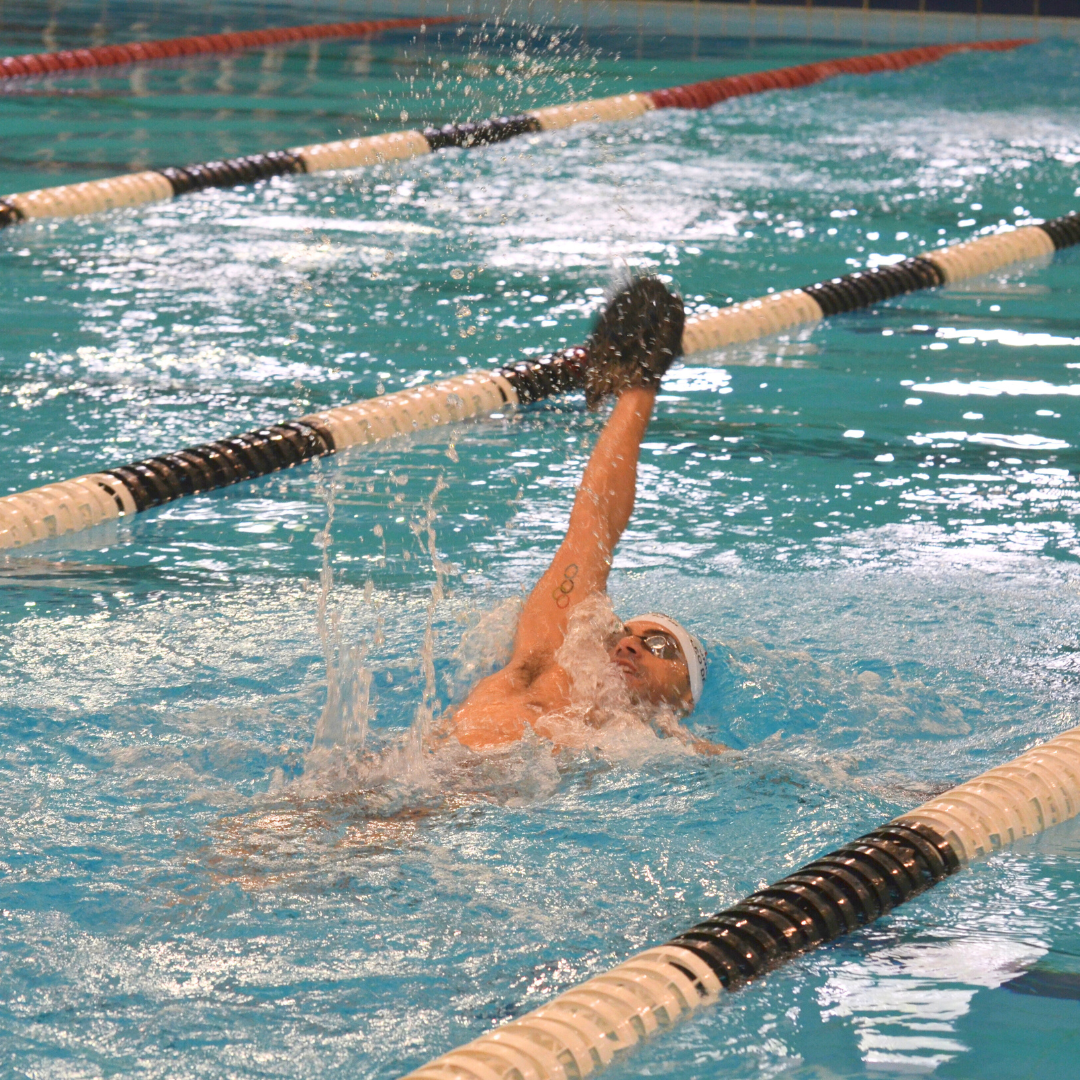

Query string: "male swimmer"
[[446, 277, 724, 755]]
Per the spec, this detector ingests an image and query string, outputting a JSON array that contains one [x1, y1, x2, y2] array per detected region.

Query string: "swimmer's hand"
[[688, 735, 729, 756], [652, 713, 728, 755], [585, 276, 685, 409]]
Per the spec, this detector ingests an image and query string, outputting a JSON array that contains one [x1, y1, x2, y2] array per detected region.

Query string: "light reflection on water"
[[1, 12, 1080, 1080]]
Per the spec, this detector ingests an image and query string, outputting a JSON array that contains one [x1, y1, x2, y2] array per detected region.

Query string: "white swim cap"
[[631, 612, 708, 709]]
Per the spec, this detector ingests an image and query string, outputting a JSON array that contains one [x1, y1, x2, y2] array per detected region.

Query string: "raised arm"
[[510, 385, 657, 665]]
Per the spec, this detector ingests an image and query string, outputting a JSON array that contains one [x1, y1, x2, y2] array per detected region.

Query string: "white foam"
[[918, 379, 1080, 398], [217, 214, 440, 235]]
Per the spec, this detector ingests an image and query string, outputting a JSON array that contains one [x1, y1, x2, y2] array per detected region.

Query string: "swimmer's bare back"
[[449, 385, 658, 751]]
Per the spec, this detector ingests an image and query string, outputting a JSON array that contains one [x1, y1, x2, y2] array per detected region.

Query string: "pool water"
[[2, 5, 1080, 1077]]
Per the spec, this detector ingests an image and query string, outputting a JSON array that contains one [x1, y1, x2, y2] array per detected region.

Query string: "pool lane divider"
[[400, 723, 1080, 1080], [1, 210, 1076, 551], [0, 37, 1032, 230], [0, 16, 458, 83]]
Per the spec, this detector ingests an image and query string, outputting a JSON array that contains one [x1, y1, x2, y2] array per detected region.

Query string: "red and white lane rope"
[[0, 15, 457, 82], [0, 37, 1035, 229]]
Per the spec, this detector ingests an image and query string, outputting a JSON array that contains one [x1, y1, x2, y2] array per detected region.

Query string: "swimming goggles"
[[625, 627, 685, 663]]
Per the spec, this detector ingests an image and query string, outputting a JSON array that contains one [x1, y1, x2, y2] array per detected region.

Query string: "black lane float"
[[1, 212, 1076, 548]]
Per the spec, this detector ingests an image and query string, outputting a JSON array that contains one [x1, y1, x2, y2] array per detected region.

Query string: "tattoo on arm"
[[553, 563, 579, 609]]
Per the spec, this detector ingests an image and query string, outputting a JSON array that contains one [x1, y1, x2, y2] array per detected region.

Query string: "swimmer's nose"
[[613, 634, 644, 658]]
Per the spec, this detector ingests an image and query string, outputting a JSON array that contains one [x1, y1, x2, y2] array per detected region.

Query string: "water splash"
[[402, 474, 452, 770], [309, 471, 374, 759], [448, 594, 524, 703], [537, 592, 699, 757]]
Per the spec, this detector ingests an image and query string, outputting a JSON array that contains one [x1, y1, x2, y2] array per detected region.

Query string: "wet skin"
[[448, 618, 694, 752], [444, 386, 724, 755], [610, 620, 694, 715]]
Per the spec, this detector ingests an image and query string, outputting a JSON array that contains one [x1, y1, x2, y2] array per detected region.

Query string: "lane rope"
[[401, 722, 1080, 1080], [0, 16, 457, 83], [0, 37, 1033, 231], [1, 209, 1076, 551]]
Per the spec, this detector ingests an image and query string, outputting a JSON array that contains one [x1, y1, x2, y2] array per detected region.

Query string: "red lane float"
[[0, 15, 458, 82], [644, 38, 1033, 111]]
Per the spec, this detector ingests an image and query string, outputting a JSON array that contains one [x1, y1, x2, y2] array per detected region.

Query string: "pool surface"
[[2, 5, 1080, 1078]]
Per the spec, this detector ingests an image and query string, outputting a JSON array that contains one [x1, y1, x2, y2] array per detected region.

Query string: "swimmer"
[[447, 277, 725, 755]]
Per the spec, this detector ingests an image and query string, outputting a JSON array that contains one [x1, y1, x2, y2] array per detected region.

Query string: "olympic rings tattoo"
[[553, 563, 579, 609]]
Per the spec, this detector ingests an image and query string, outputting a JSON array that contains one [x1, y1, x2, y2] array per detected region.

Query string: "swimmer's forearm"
[[510, 387, 657, 662], [570, 386, 657, 555]]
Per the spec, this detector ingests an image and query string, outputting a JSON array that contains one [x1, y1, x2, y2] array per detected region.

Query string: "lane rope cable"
[[0, 16, 458, 83], [1, 209, 1076, 551], [0, 37, 1032, 231], [399, 722, 1080, 1080]]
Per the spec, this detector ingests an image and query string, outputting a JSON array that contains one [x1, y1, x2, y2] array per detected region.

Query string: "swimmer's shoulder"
[[461, 650, 556, 703], [448, 666, 535, 750], [449, 652, 571, 751]]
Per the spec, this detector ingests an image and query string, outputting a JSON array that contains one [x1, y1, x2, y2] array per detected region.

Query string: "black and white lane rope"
[[1, 212, 1076, 550], [0, 38, 1031, 231], [401, 723, 1080, 1080]]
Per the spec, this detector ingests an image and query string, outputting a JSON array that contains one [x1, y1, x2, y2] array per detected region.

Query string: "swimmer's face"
[[610, 619, 693, 715]]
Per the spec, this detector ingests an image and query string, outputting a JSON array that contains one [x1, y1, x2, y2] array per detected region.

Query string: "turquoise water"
[[3, 6, 1080, 1078]]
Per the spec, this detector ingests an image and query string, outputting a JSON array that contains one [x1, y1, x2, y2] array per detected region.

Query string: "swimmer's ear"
[[584, 276, 685, 410]]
